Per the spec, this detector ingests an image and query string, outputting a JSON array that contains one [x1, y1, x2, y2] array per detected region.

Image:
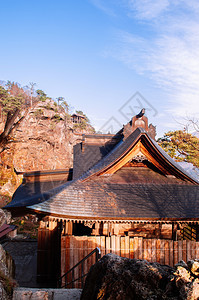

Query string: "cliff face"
[[0, 99, 93, 204], [12, 99, 81, 171]]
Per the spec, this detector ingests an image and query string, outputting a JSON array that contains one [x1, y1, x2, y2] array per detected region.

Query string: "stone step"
[[13, 287, 82, 300]]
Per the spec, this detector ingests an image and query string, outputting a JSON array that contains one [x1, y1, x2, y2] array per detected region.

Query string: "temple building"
[[71, 113, 86, 124], [4, 111, 199, 287]]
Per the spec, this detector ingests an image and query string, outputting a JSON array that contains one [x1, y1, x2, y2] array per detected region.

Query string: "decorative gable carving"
[[123, 114, 156, 141], [132, 151, 148, 162]]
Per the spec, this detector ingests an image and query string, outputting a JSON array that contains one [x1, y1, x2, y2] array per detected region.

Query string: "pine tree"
[[158, 130, 199, 167]]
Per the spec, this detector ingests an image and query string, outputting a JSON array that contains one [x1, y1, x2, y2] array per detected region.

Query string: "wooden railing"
[[58, 247, 101, 288]]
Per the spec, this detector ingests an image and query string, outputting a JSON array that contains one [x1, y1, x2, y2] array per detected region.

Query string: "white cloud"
[[89, 0, 117, 17], [127, 0, 199, 20], [127, 0, 170, 20], [91, 0, 199, 121], [106, 1, 199, 119]]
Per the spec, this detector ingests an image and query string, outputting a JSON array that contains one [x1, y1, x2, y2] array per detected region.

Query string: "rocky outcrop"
[[0, 98, 94, 205], [0, 244, 16, 300], [81, 254, 199, 300], [12, 99, 82, 171], [0, 209, 11, 226]]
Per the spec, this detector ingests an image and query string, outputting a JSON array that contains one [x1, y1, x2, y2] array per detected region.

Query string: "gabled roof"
[[71, 113, 85, 118], [5, 127, 199, 220], [78, 128, 198, 184]]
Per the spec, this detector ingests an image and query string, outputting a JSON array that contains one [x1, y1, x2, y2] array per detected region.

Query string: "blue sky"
[[1, 0, 199, 137]]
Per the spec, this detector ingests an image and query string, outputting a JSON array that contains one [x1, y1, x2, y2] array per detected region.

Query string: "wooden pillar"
[[37, 219, 61, 287], [93, 222, 100, 235], [69, 221, 73, 235], [103, 223, 108, 236], [172, 223, 178, 241]]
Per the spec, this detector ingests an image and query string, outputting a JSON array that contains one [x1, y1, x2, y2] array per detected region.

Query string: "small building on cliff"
[[4, 112, 199, 287], [71, 113, 86, 124]]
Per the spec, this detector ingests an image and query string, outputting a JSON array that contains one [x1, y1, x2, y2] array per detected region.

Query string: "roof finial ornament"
[[136, 108, 145, 118]]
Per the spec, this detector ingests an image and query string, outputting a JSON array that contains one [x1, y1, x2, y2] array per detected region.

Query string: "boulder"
[[81, 254, 199, 300], [187, 260, 199, 277], [81, 254, 175, 300]]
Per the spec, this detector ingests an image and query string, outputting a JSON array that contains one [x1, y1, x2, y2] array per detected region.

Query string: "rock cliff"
[[0, 98, 94, 205]]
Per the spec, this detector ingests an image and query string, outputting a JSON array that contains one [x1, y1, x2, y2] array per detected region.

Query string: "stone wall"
[[12, 288, 82, 300], [2, 240, 38, 288]]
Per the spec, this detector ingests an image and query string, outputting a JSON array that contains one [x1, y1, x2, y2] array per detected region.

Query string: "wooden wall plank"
[[77, 238, 82, 289], [83, 237, 88, 278], [174, 241, 178, 265], [169, 240, 173, 267], [73, 237, 79, 288], [69, 236, 74, 287], [95, 236, 101, 249], [187, 241, 191, 262], [86, 237, 96, 287], [61, 237, 66, 278], [147, 239, 152, 262], [121, 237, 125, 258], [160, 240, 164, 265], [151, 239, 156, 262], [164, 241, 169, 266], [111, 236, 116, 255], [134, 237, 139, 259], [143, 239, 148, 261], [125, 236, 130, 258], [115, 236, 121, 257], [191, 241, 196, 260], [100, 236, 106, 258], [178, 240, 183, 262], [106, 237, 111, 254], [156, 239, 160, 264], [130, 238, 134, 259], [65, 236, 70, 286], [182, 240, 186, 263], [138, 238, 143, 260], [196, 242, 199, 259]]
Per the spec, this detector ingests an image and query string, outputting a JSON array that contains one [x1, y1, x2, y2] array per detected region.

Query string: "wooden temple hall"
[[4, 111, 199, 287]]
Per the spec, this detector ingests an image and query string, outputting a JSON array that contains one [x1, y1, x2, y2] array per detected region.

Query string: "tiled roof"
[[28, 171, 199, 219], [5, 179, 69, 208]]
